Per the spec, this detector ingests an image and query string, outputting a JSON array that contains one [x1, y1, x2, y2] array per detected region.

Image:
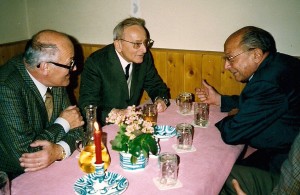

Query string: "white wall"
[[1, 0, 299, 55], [0, 0, 29, 43]]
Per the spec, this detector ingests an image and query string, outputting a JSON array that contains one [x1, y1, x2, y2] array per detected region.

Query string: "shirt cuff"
[[57, 141, 71, 159], [54, 117, 70, 133]]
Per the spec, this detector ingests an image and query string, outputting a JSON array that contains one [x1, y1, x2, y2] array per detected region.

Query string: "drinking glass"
[[142, 104, 158, 125], [158, 153, 178, 186], [176, 123, 193, 150], [0, 171, 10, 195], [176, 92, 193, 114], [194, 102, 209, 127]]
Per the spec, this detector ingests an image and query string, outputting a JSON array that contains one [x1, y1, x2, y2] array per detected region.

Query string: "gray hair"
[[24, 30, 60, 68], [238, 26, 277, 54], [113, 17, 148, 40]]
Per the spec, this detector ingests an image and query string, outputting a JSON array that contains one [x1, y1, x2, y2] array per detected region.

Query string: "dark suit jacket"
[[78, 44, 170, 125], [216, 53, 300, 172], [0, 55, 84, 176]]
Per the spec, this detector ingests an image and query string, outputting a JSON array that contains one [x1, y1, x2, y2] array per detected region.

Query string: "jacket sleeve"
[[216, 80, 289, 148], [142, 52, 170, 102], [221, 95, 240, 112]]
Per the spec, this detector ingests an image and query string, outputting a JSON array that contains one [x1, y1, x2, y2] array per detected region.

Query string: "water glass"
[[176, 92, 193, 114], [158, 153, 178, 186], [0, 171, 10, 195], [176, 123, 193, 150], [194, 102, 209, 127], [142, 104, 158, 125]]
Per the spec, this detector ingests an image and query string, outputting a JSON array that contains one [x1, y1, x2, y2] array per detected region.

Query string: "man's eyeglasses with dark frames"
[[223, 48, 255, 63], [119, 39, 154, 49], [37, 60, 76, 72]]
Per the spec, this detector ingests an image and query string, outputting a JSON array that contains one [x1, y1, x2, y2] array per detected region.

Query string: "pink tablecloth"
[[11, 100, 243, 195]]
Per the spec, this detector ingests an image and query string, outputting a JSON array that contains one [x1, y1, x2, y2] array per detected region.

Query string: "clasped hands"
[[20, 105, 84, 172]]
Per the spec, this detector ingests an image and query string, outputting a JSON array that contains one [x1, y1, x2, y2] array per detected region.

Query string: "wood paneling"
[[0, 41, 245, 104], [0, 40, 27, 66]]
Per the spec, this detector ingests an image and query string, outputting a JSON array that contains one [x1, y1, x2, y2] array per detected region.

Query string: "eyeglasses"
[[119, 39, 154, 49], [48, 59, 76, 72], [223, 48, 255, 63]]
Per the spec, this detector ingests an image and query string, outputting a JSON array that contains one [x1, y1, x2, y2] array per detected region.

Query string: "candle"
[[93, 122, 102, 164]]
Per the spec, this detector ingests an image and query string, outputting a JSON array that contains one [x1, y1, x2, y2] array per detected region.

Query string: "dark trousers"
[[219, 149, 281, 195], [219, 165, 280, 195]]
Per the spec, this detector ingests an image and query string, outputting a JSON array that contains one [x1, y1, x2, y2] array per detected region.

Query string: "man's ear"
[[114, 40, 122, 53], [253, 48, 263, 63], [39, 62, 50, 75]]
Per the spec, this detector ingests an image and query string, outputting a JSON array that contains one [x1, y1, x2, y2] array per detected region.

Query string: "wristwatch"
[[155, 96, 170, 107], [60, 148, 67, 160]]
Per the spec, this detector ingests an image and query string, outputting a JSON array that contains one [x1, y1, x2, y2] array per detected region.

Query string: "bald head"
[[225, 26, 277, 54], [24, 30, 74, 68], [24, 30, 75, 87]]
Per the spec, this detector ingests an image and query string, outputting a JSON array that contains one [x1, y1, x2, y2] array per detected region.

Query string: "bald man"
[[0, 30, 84, 179]]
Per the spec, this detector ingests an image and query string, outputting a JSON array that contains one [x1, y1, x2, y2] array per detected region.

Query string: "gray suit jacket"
[[0, 55, 83, 176]]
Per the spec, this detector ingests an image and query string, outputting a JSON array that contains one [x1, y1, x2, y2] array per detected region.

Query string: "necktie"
[[45, 88, 53, 121], [125, 64, 130, 80]]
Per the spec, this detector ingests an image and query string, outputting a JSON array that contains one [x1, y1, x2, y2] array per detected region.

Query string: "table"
[[11, 100, 243, 195]]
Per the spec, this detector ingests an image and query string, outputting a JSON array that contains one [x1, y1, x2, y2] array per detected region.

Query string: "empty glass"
[[158, 153, 178, 186], [0, 171, 10, 195], [194, 102, 209, 127], [176, 92, 193, 114], [176, 123, 193, 150]]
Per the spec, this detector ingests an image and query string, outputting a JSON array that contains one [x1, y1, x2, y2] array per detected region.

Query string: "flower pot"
[[119, 152, 148, 171]]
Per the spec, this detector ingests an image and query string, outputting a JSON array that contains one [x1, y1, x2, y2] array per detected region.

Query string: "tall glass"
[[142, 104, 158, 125]]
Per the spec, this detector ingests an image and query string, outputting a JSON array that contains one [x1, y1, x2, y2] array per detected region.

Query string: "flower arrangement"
[[106, 106, 158, 164]]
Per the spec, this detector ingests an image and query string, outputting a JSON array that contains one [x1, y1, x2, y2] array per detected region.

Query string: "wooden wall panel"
[[184, 53, 202, 101], [0, 40, 27, 66], [202, 54, 223, 93], [166, 52, 185, 99], [0, 41, 245, 104]]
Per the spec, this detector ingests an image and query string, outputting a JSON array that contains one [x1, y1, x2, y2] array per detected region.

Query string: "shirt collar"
[[115, 50, 132, 70], [26, 69, 48, 98]]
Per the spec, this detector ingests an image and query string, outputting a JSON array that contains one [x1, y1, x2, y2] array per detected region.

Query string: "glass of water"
[[158, 153, 178, 186], [176, 123, 193, 150]]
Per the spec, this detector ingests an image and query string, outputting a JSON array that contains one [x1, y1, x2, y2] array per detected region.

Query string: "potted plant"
[[106, 106, 158, 169]]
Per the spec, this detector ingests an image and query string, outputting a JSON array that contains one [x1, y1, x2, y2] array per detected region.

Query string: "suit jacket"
[[216, 53, 300, 172], [0, 55, 84, 176], [78, 44, 170, 125], [271, 131, 300, 194]]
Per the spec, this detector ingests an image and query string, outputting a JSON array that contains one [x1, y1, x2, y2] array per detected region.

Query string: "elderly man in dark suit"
[[78, 17, 170, 126], [0, 30, 84, 180], [195, 26, 300, 194]]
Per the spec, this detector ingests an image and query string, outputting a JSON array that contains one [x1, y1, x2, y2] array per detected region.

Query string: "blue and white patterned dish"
[[74, 172, 128, 195], [154, 125, 177, 139]]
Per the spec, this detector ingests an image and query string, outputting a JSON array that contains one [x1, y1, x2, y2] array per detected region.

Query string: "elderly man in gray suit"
[[0, 30, 84, 180]]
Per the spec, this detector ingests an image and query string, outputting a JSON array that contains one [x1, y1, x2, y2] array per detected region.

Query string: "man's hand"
[[60, 105, 84, 129], [232, 179, 247, 195], [195, 80, 221, 106], [228, 108, 239, 116], [19, 140, 63, 172], [154, 98, 167, 112]]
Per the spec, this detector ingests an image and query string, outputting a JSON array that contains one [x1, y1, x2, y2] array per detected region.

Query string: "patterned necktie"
[[125, 64, 130, 80], [45, 88, 53, 121]]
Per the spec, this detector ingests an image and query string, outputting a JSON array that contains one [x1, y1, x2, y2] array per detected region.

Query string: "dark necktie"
[[125, 64, 130, 80], [45, 88, 53, 121]]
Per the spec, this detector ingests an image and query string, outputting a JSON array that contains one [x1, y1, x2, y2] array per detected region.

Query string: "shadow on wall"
[[67, 36, 84, 105]]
